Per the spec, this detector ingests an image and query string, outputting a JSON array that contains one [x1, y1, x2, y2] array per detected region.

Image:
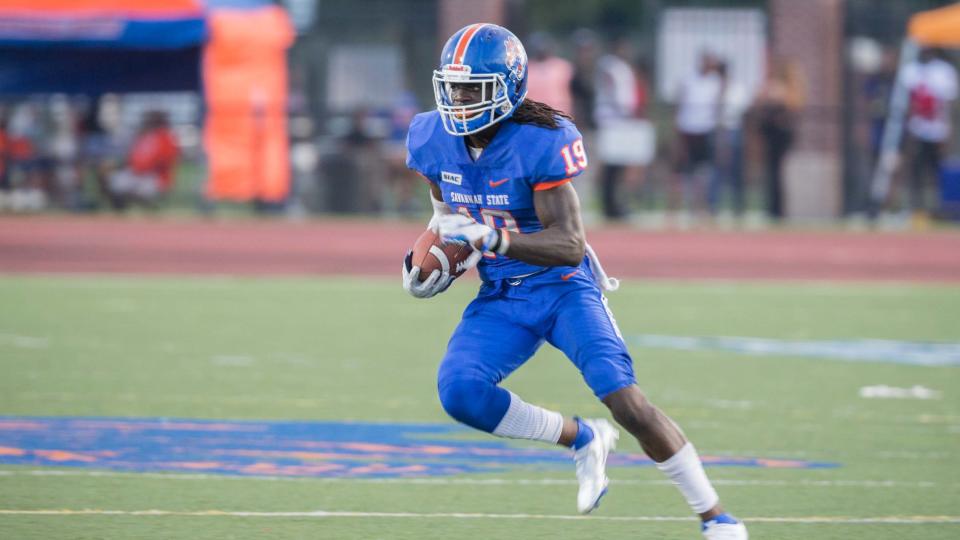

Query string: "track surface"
[[2, 216, 959, 281]]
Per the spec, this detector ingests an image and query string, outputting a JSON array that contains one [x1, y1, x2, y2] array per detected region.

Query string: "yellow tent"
[[908, 2, 960, 46]]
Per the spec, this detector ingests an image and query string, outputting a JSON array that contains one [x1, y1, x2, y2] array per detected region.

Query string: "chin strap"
[[585, 243, 620, 292]]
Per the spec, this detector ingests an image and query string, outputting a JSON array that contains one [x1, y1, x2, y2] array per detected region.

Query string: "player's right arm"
[[502, 182, 586, 266]]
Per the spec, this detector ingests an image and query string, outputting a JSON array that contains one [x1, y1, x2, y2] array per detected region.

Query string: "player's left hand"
[[402, 251, 454, 299], [438, 214, 498, 252]]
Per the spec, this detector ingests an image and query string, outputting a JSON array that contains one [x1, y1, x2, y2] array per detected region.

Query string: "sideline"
[[0, 469, 941, 489]]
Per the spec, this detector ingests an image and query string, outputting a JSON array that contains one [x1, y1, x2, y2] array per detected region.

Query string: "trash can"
[[940, 158, 960, 221]]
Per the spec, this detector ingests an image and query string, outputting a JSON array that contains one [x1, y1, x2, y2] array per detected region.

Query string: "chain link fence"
[[2, 0, 957, 223]]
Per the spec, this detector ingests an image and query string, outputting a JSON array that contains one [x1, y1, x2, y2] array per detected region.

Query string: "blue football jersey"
[[406, 111, 589, 282]]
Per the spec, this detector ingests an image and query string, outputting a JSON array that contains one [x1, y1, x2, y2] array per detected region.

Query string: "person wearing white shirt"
[[709, 60, 751, 217], [674, 52, 723, 217], [901, 47, 958, 214], [593, 37, 638, 220]]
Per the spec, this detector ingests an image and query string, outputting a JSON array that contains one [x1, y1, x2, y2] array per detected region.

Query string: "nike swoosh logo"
[[561, 270, 578, 281], [489, 178, 510, 188]]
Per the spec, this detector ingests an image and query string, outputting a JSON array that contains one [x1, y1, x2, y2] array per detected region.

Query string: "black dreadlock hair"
[[511, 99, 572, 129]]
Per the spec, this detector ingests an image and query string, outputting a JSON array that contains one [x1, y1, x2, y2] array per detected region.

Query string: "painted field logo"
[[0, 417, 836, 478], [630, 335, 960, 367]]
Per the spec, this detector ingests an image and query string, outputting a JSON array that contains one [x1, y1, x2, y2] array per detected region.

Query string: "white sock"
[[655, 442, 720, 514], [492, 391, 563, 444]]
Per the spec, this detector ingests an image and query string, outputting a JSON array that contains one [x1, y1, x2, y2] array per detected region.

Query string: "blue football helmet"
[[433, 23, 528, 136]]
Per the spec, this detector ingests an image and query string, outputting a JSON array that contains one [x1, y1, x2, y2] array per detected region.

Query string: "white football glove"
[[438, 214, 499, 251], [401, 250, 454, 299]]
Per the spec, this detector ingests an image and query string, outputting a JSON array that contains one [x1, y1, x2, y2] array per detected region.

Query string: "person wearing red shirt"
[[108, 111, 179, 209]]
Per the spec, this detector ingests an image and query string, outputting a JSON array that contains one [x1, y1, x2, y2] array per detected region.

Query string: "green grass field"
[[1, 276, 958, 539]]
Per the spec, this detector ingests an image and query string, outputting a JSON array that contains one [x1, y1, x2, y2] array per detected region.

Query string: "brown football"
[[411, 229, 474, 280]]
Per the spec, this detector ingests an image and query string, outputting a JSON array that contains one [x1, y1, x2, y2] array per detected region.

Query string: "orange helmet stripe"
[[453, 23, 485, 65]]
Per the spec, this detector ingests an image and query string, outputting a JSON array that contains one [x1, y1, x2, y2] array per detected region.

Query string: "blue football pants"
[[437, 270, 636, 433]]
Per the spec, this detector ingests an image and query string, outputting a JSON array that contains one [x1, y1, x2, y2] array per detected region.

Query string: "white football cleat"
[[573, 418, 619, 514], [702, 514, 748, 539]]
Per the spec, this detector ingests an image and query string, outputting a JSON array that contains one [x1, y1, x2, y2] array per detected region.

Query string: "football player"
[[402, 23, 747, 539]]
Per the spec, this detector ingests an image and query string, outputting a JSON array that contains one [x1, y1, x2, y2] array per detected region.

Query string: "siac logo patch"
[[441, 171, 463, 186]]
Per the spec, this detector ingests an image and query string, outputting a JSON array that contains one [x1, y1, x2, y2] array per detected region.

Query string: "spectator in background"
[[624, 56, 656, 196], [77, 96, 113, 211], [673, 51, 722, 222], [108, 110, 178, 210], [570, 29, 599, 131], [900, 47, 958, 219], [569, 29, 600, 218], [618, 56, 653, 212], [0, 111, 9, 201], [384, 90, 422, 215], [593, 36, 638, 221], [327, 107, 387, 214], [6, 102, 50, 211], [864, 47, 899, 162], [755, 56, 805, 222], [632, 56, 652, 120], [709, 59, 751, 219], [851, 45, 898, 218], [526, 32, 574, 116], [47, 96, 81, 210]]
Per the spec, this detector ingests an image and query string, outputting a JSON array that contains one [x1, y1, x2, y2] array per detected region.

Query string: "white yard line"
[[0, 508, 957, 525], [0, 469, 942, 488], [0, 333, 49, 349]]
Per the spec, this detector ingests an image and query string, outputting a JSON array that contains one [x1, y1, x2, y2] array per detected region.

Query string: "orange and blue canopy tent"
[[908, 1, 960, 46], [0, 0, 294, 202], [0, 0, 207, 93]]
